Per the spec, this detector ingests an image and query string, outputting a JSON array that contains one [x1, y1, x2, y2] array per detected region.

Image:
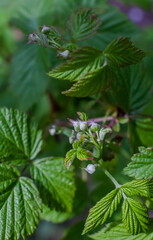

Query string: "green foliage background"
[[0, 0, 153, 239]]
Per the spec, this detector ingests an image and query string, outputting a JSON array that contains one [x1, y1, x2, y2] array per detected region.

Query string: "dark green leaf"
[[30, 157, 75, 211]]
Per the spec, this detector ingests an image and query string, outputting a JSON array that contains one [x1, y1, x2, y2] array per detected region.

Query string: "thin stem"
[[104, 169, 121, 188]]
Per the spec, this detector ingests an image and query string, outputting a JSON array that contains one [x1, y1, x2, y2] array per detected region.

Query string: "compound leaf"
[[82, 188, 122, 234], [104, 37, 145, 67], [124, 147, 153, 179], [49, 46, 103, 82], [121, 179, 153, 198], [30, 157, 75, 212], [68, 8, 101, 42], [63, 66, 113, 97], [122, 198, 148, 235], [90, 223, 153, 240], [0, 164, 42, 240], [0, 108, 42, 161]]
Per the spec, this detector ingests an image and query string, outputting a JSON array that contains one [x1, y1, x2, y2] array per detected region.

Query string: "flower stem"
[[104, 169, 121, 188]]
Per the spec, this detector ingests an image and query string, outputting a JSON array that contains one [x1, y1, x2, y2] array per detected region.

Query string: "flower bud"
[[90, 122, 100, 133], [49, 125, 57, 136], [41, 25, 50, 33], [69, 130, 76, 144], [58, 50, 69, 59], [79, 121, 88, 131], [99, 127, 112, 141], [85, 164, 96, 174]]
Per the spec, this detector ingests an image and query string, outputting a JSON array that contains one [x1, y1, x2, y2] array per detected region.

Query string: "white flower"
[[49, 125, 56, 136], [41, 25, 50, 33], [84, 164, 96, 174], [90, 122, 100, 132], [99, 127, 112, 141], [79, 120, 88, 131]]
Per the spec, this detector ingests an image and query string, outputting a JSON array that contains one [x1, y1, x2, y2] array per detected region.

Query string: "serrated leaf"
[[90, 223, 153, 240], [0, 164, 42, 240], [77, 148, 93, 161], [103, 64, 151, 114], [49, 47, 103, 82], [65, 149, 76, 167], [121, 179, 153, 198], [0, 108, 42, 160], [10, 45, 50, 110], [63, 66, 113, 97], [124, 147, 153, 179], [30, 157, 75, 212], [68, 8, 101, 42], [82, 188, 122, 234], [129, 118, 153, 152], [104, 37, 145, 67], [122, 198, 148, 235]]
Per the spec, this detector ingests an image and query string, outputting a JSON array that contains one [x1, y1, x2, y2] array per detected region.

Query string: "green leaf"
[[104, 37, 145, 67], [82, 188, 122, 234], [121, 179, 153, 198], [124, 147, 153, 179], [68, 8, 101, 42], [77, 112, 88, 121], [122, 198, 148, 235], [0, 164, 42, 240], [30, 157, 75, 211], [0, 108, 42, 160], [77, 148, 93, 161], [10, 45, 51, 110], [90, 223, 153, 240], [12, 0, 53, 32], [49, 46, 103, 82], [65, 149, 76, 167], [128, 118, 153, 152], [103, 64, 151, 113], [63, 66, 113, 97]]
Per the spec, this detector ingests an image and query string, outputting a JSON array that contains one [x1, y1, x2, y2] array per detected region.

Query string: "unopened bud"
[[49, 125, 57, 136], [85, 164, 96, 174], [41, 25, 50, 33], [90, 122, 100, 132], [99, 127, 112, 141], [58, 50, 69, 59]]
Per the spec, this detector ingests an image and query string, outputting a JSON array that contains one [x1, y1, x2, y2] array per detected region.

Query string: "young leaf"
[[0, 108, 42, 160], [65, 149, 76, 167], [76, 148, 93, 161], [103, 37, 145, 67], [63, 66, 113, 97], [49, 46, 103, 81], [82, 188, 122, 234], [68, 8, 101, 42], [30, 157, 75, 211], [122, 198, 148, 235], [121, 179, 153, 198], [124, 147, 153, 179], [0, 164, 42, 240], [90, 223, 153, 240]]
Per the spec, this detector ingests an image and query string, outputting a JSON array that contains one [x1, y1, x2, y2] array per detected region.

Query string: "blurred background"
[[0, 0, 153, 239]]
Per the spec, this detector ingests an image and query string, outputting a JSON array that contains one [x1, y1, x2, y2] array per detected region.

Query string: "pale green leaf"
[[90, 223, 153, 240], [65, 149, 76, 167], [30, 157, 75, 211], [0, 164, 42, 240], [77, 148, 93, 161], [63, 66, 113, 97], [104, 37, 145, 67], [82, 188, 122, 234], [122, 198, 148, 235], [0, 108, 42, 160], [124, 147, 153, 179], [49, 47, 103, 82]]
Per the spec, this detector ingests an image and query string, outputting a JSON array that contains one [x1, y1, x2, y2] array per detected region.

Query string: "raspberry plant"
[[1, 5, 153, 240]]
